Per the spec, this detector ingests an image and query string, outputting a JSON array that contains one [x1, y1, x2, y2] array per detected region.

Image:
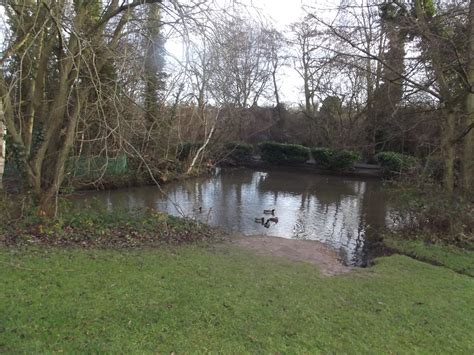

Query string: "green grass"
[[384, 237, 474, 277], [1, 246, 473, 353]]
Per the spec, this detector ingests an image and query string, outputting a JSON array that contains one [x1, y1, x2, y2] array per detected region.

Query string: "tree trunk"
[[272, 65, 282, 121], [442, 109, 456, 193], [144, 3, 165, 127], [461, 0, 474, 193], [370, 13, 406, 156], [0, 104, 5, 189], [187, 109, 220, 174]]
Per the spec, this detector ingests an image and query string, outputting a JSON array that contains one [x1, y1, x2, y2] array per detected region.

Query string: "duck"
[[254, 217, 265, 224], [193, 206, 202, 213], [266, 217, 279, 223], [263, 209, 275, 215]]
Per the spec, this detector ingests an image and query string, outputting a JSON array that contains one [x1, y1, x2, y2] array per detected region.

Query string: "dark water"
[[74, 167, 390, 266]]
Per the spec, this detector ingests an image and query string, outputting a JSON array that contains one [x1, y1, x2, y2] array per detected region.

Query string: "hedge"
[[375, 151, 419, 175], [259, 142, 310, 165], [224, 142, 253, 162], [311, 147, 360, 171]]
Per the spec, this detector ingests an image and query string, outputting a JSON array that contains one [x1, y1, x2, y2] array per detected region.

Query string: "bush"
[[311, 147, 360, 171], [177, 142, 203, 161], [375, 151, 419, 175], [388, 185, 474, 247], [422, 157, 461, 184], [259, 142, 310, 165], [311, 148, 332, 168], [224, 142, 253, 162], [423, 157, 444, 182]]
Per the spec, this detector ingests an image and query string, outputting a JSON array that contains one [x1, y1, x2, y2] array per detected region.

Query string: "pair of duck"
[[254, 216, 279, 223], [255, 209, 279, 227]]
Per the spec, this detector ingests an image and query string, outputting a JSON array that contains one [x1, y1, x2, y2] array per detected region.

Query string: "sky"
[[164, 0, 336, 105], [248, 0, 312, 104], [0, 0, 340, 105], [167, 0, 341, 105]]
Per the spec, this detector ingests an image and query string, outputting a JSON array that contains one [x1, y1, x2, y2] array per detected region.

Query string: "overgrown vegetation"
[[381, 182, 474, 272], [0, 198, 222, 248], [177, 142, 205, 161], [223, 142, 254, 162], [388, 185, 473, 247], [375, 151, 419, 176], [311, 147, 360, 171], [259, 142, 310, 165]]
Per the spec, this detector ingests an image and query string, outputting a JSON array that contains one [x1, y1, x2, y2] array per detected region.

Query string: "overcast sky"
[[0, 0, 339, 105], [165, 0, 338, 105]]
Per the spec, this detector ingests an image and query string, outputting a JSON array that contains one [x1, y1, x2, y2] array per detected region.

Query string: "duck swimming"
[[193, 207, 202, 213], [263, 209, 275, 215], [254, 217, 265, 224], [264, 217, 278, 228]]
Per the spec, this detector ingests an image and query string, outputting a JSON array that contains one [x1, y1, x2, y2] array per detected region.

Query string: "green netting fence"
[[68, 155, 128, 179]]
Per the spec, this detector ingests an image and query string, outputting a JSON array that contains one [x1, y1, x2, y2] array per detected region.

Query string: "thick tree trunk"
[[144, 3, 164, 126], [370, 16, 406, 156], [461, 0, 474, 193]]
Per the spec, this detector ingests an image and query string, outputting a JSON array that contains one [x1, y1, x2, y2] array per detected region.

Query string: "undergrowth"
[[0, 195, 223, 248], [387, 183, 473, 248]]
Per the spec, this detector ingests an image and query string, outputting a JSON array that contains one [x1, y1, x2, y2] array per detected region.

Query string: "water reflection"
[[74, 167, 388, 266]]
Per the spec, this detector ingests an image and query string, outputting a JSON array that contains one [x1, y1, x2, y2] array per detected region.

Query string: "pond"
[[74, 167, 391, 266]]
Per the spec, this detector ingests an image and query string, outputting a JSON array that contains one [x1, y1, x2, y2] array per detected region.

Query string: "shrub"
[[177, 142, 203, 161], [375, 151, 419, 175], [311, 148, 332, 169], [311, 147, 360, 171], [422, 157, 461, 183], [224, 142, 253, 162], [388, 185, 474, 247], [259, 142, 310, 165], [423, 157, 444, 182]]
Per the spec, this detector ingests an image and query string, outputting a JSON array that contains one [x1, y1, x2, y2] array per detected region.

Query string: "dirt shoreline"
[[229, 235, 352, 276]]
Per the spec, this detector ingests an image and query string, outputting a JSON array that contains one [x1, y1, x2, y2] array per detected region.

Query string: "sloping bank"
[[382, 236, 474, 277], [1, 243, 473, 353]]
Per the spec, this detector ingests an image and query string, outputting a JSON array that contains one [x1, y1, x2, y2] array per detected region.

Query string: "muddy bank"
[[230, 235, 352, 276]]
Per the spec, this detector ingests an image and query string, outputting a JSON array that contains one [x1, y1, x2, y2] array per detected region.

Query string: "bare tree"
[[0, 0, 164, 212], [304, 0, 472, 192], [291, 20, 320, 118]]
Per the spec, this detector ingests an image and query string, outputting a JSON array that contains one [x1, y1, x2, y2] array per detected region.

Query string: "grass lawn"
[[1, 245, 473, 353]]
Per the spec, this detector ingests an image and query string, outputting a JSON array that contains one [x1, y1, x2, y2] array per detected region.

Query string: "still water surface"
[[75, 167, 390, 266]]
